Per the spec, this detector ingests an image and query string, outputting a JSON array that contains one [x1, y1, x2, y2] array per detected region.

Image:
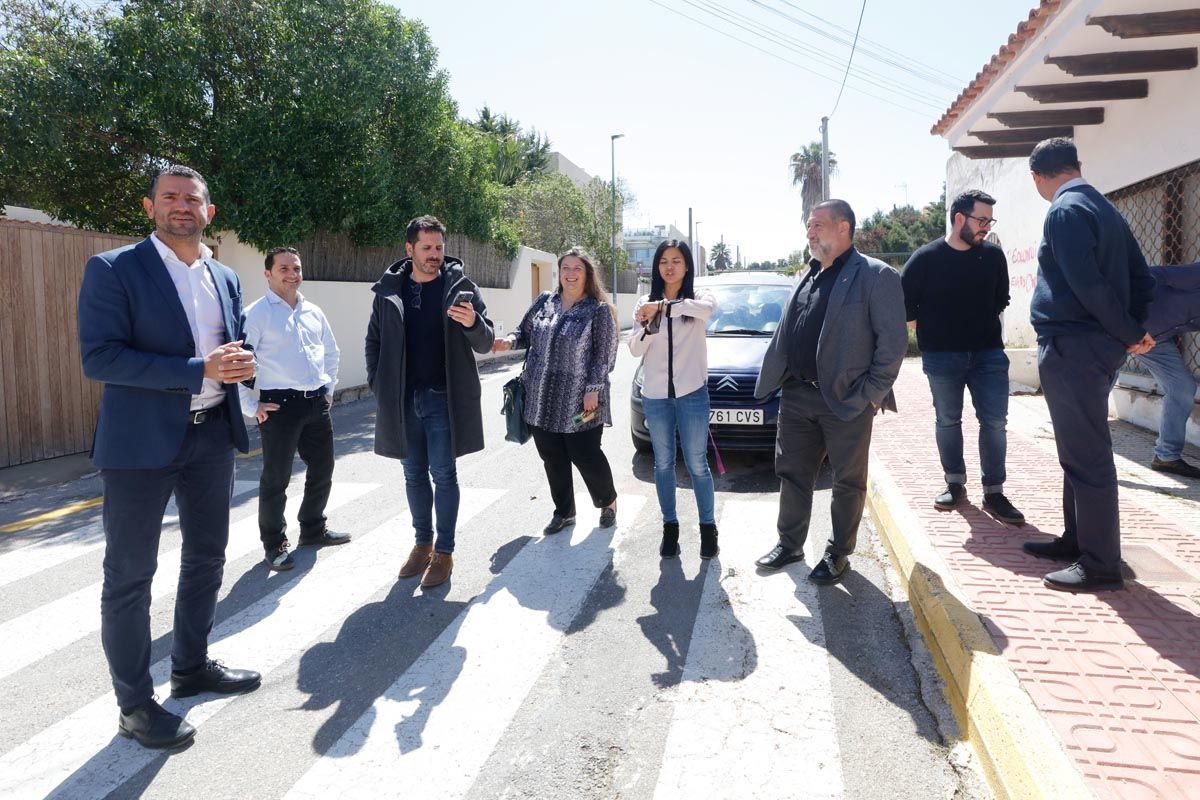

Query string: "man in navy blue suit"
[[78, 165, 262, 749], [1021, 138, 1156, 593]]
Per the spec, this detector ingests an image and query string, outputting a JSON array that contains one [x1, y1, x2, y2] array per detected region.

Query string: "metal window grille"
[[1107, 159, 1200, 390]]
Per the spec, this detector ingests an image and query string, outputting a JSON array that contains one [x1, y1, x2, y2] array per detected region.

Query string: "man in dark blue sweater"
[[1022, 138, 1156, 592], [902, 189, 1024, 525]]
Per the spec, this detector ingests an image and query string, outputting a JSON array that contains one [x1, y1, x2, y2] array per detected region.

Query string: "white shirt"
[[1053, 177, 1089, 200], [150, 233, 227, 411], [238, 288, 340, 417], [628, 292, 718, 399]]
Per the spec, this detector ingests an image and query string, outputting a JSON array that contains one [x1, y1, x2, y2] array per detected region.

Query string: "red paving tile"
[[873, 363, 1200, 800]]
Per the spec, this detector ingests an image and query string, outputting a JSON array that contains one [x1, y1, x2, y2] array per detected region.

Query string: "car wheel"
[[632, 431, 653, 454]]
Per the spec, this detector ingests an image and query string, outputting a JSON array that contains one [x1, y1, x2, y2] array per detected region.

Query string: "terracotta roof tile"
[[931, 0, 1065, 136]]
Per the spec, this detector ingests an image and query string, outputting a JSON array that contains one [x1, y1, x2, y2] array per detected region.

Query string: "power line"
[[755, 0, 967, 90], [828, 0, 866, 118], [646, 0, 935, 116], [664, 0, 946, 111]]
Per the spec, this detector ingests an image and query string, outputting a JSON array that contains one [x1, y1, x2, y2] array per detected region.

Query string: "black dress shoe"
[[1150, 456, 1200, 479], [118, 699, 196, 749], [599, 505, 617, 528], [809, 552, 849, 585], [170, 659, 262, 698], [1043, 562, 1124, 593], [755, 544, 805, 571], [298, 527, 351, 547], [699, 523, 719, 559], [934, 482, 966, 510], [543, 514, 576, 535], [1022, 537, 1080, 562]]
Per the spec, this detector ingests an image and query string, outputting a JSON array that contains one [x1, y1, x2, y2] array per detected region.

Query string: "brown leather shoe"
[[398, 544, 433, 579], [420, 553, 453, 588]]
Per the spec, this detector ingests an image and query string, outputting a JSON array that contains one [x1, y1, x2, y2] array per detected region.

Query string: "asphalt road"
[[0, 342, 990, 800]]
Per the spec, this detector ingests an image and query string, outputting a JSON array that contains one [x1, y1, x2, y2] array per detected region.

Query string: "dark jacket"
[[365, 256, 495, 459], [1144, 263, 1200, 340], [755, 249, 907, 420], [78, 237, 250, 469], [1030, 183, 1156, 344]]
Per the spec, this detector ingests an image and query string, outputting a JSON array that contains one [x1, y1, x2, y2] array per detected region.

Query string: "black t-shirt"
[[403, 272, 446, 393], [901, 239, 1009, 352], [786, 249, 851, 381]]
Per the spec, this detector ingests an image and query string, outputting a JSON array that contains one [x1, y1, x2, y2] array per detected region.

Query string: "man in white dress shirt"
[[240, 247, 347, 571]]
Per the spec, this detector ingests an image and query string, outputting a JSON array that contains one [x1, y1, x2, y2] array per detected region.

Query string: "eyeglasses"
[[966, 214, 997, 228], [408, 278, 422, 310]]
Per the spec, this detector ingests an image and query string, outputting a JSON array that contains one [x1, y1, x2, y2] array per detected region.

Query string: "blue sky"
[[390, 0, 1037, 261]]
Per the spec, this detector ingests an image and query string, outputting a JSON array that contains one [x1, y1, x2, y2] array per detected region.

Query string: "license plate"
[[709, 408, 763, 425]]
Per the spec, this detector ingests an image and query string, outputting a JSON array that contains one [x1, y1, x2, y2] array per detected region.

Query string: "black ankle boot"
[[700, 523, 719, 559], [660, 521, 680, 558]]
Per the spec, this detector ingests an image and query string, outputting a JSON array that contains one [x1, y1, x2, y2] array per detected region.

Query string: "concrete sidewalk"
[[869, 359, 1200, 800]]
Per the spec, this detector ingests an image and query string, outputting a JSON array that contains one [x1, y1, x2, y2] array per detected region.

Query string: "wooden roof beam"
[[953, 144, 1038, 160], [988, 108, 1104, 127], [1088, 10, 1200, 39], [1046, 48, 1198, 76], [1016, 79, 1148, 103], [968, 126, 1074, 144]]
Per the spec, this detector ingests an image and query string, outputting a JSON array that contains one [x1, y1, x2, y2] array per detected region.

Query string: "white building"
[[934, 0, 1200, 440]]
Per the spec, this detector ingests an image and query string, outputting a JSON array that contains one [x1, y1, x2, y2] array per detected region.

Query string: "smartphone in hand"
[[454, 290, 474, 306], [572, 408, 598, 426]]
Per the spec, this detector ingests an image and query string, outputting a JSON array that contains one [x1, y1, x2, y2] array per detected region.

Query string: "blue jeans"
[[642, 387, 716, 524], [402, 388, 459, 553], [921, 348, 1009, 493], [1138, 339, 1198, 461]]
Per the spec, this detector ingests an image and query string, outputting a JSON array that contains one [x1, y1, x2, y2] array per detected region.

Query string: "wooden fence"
[[298, 230, 514, 287], [0, 219, 139, 468]]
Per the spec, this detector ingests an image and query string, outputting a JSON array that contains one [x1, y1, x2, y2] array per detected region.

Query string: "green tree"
[[503, 172, 591, 256], [789, 142, 838, 223], [579, 176, 635, 279], [856, 189, 948, 267], [471, 105, 551, 187], [0, 0, 513, 252], [709, 241, 732, 271]]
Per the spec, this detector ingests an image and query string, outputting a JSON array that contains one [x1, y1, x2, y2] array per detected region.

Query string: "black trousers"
[[101, 413, 235, 709], [257, 393, 335, 548], [1038, 332, 1127, 576], [530, 424, 617, 518], [774, 383, 874, 557]]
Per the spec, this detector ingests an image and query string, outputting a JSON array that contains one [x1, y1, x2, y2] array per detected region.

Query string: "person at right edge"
[[1023, 137, 1156, 593], [901, 189, 1025, 525], [753, 199, 907, 585]]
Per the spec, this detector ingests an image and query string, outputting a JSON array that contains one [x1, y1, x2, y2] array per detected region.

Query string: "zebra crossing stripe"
[[285, 495, 648, 800], [0, 481, 377, 682], [0, 481, 258, 590], [0, 488, 507, 800], [652, 499, 845, 800]]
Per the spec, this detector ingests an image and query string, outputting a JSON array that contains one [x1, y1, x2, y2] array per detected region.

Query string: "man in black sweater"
[[1022, 138, 1156, 593], [902, 190, 1024, 525]]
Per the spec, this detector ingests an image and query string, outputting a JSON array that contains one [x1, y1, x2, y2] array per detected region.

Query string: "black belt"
[[260, 387, 327, 402], [188, 404, 226, 425], [788, 376, 820, 389]]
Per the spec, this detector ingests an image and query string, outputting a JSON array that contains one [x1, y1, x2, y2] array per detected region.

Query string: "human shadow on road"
[[635, 557, 709, 687], [295, 580, 469, 758]]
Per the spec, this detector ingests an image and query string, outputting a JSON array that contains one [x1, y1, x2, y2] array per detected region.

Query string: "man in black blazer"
[[1021, 138, 1156, 592], [78, 165, 262, 748]]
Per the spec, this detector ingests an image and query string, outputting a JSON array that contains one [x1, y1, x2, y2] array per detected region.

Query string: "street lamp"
[[610, 133, 624, 301], [694, 221, 703, 274]]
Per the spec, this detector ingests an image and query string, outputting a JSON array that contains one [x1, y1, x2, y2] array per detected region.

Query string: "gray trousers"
[[1038, 332, 1128, 576], [774, 383, 874, 557]]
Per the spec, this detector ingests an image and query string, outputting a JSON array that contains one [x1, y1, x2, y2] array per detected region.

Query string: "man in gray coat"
[[754, 199, 907, 585], [365, 215, 495, 588]]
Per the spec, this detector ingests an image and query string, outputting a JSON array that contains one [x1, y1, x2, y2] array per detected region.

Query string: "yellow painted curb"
[[866, 453, 1094, 800], [0, 495, 103, 533]]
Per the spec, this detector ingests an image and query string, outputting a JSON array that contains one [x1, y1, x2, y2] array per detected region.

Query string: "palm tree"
[[790, 142, 838, 222], [709, 241, 732, 271]]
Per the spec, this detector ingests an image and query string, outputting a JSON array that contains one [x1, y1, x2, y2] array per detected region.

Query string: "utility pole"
[[821, 116, 830, 201], [688, 207, 693, 264], [610, 133, 624, 300]]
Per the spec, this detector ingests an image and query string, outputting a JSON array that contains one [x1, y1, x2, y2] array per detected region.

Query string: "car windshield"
[[704, 284, 793, 335]]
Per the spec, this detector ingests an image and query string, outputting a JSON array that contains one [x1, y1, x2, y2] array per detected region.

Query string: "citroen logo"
[[716, 375, 739, 391]]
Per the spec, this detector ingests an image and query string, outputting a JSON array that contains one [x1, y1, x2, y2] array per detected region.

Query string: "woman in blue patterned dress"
[[493, 247, 620, 535]]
